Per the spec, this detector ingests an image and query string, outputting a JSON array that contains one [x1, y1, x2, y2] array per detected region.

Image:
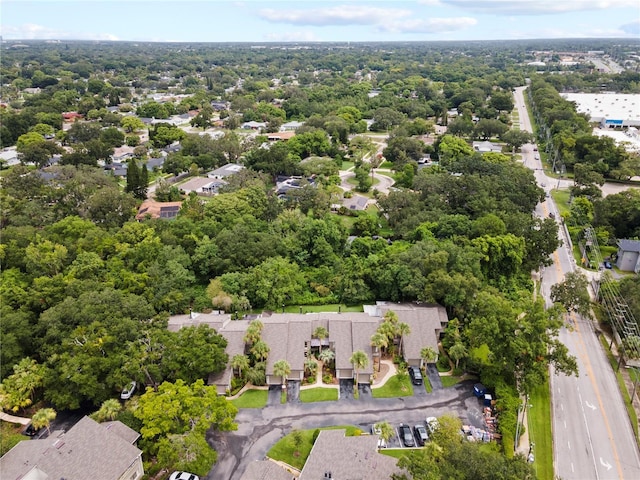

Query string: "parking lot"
[[209, 379, 488, 480]]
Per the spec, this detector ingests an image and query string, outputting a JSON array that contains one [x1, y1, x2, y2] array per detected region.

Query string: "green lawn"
[[528, 380, 554, 480], [372, 374, 413, 398], [267, 425, 363, 470], [1, 422, 24, 456], [230, 389, 268, 409], [441, 375, 464, 388], [550, 189, 571, 218], [340, 161, 355, 171], [299, 387, 338, 403], [380, 449, 410, 459], [283, 304, 363, 314]]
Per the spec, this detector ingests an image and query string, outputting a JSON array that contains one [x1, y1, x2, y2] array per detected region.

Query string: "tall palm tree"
[[396, 322, 411, 358], [449, 342, 468, 369], [94, 398, 122, 422], [273, 359, 291, 388], [318, 348, 335, 365], [383, 310, 399, 325], [243, 320, 264, 346], [305, 356, 318, 377], [313, 326, 329, 351], [370, 332, 388, 372], [231, 354, 250, 379], [31, 408, 56, 435], [313, 326, 329, 341], [421, 346, 438, 368], [349, 350, 368, 393], [374, 421, 395, 444], [250, 340, 270, 363], [378, 322, 397, 353]]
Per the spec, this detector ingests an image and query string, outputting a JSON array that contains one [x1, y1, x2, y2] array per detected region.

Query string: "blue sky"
[[1, 0, 639, 43]]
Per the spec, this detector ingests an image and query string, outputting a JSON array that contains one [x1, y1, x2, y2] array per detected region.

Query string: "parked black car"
[[408, 366, 423, 385], [399, 423, 415, 447], [22, 423, 41, 437], [414, 424, 429, 446]]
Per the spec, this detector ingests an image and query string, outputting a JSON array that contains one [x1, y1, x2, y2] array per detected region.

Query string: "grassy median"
[[527, 379, 553, 480]]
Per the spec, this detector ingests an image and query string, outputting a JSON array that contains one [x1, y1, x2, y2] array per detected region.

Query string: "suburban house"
[[210, 101, 229, 111], [472, 141, 503, 153], [267, 131, 296, 141], [299, 429, 403, 479], [169, 302, 448, 394], [207, 163, 245, 180], [0, 416, 144, 480], [135, 199, 182, 220], [62, 111, 84, 122], [280, 121, 304, 131], [341, 194, 370, 211], [616, 239, 640, 273], [242, 121, 267, 130]]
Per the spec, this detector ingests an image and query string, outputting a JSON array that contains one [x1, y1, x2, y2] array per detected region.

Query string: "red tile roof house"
[[0, 416, 144, 480], [169, 303, 448, 395], [135, 199, 183, 220]]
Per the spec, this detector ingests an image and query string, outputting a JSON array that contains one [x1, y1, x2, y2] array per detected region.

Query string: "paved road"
[[206, 381, 483, 480], [515, 86, 640, 479]]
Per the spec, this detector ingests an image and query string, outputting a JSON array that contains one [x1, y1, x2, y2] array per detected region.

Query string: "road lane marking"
[[552, 249, 625, 479], [568, 441, 571, 450], [585, 401, 596, 411], [600, 458, 613, 471], [564, 420, 567, 429]]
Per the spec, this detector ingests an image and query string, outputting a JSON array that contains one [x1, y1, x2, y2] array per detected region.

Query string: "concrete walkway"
[[0, 412, 31, 425], [229, 358, 402, 400]]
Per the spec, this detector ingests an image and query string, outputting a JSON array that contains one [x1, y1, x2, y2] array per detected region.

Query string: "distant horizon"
[[3, 37, 638, 45], [1, 1, 639, 44]]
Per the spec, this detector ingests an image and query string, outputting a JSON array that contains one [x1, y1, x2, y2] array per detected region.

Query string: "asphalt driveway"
[[206, 380, 482, 480], [339, 379, 354, 400]]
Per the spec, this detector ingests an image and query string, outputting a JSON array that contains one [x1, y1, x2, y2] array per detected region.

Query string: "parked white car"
[[120, 381, 137, 400], [169, 472, 199, 480]]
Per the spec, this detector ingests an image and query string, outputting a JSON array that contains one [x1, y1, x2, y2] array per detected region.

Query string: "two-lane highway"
[[514, 86, 640, 479]]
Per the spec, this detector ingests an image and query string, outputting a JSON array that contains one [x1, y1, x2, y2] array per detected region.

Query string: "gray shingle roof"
[[263, 322, 290, 372], [299, 429, 402, 479], [0, 416, 142, 480], [287, 321, 312, 371], [329, 319, 354, 370], [240, 460, 297, 480], [378, 303, 448, 362], [618, 239, 640, 253], [100, 420, 140, 444]]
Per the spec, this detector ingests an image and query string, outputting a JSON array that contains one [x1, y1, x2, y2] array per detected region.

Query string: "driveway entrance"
[[358, 383, 372, 399], [267, 385, 281, 405], [286, 380, 300, 403], [339, 379, 354, 399]]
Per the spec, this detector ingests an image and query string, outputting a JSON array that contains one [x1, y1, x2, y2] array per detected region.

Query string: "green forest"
[[1, 38, 640, 477]]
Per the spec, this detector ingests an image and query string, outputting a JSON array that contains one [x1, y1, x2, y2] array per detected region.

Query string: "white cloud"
[[504, 25, 635, 39], [258, 5, 411, 26], [380, 16, 477, 34], [620, 19, 640, 35], [441, 0, 639, 15], [0, 23, 118, 40], [417, 0, 443, 5], [264, 31, 322, 42]]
